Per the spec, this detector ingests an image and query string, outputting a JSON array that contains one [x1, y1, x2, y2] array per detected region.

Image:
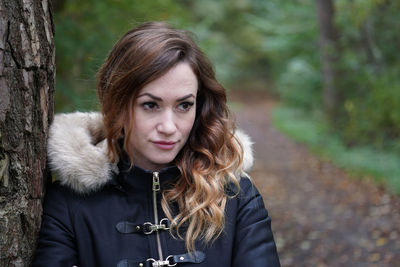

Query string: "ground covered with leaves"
[[231, 91, 400, 267]]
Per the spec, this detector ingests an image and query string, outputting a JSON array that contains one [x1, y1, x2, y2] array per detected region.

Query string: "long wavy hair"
[[97, 22, 243, 251]]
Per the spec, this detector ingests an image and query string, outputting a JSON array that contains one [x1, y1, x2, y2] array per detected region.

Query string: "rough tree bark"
[[0, 0, 54, 266], [315, 0, 341, 121]]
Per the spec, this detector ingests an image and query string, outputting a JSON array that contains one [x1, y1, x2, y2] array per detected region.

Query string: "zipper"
[[152, 171, 164, 261]]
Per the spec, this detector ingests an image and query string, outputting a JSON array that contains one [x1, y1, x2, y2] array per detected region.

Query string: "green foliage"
[[333, 0, 400, 149], [185, 0, 273, 86], [277, 57, 321, 109], [272, 105, 400, 195], [343, 70, 400, 149], [263, 0, 400, 152]]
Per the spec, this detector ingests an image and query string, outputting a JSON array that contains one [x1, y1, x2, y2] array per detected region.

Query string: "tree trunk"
[[315, 0, 341, 121], [0, 0, 54, 266]]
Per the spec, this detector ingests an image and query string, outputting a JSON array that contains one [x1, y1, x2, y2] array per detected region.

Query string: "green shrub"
[[276, 58, 321, 110], [272, 105, 400, 195], [342, 69, 400, 151]]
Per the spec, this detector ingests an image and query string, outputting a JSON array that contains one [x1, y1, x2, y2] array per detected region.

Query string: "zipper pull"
[[152, 172, 160, 192]]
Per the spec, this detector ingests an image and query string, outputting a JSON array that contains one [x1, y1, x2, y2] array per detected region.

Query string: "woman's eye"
[[177, 101, 194, 112], [142, 102, 158, 111]]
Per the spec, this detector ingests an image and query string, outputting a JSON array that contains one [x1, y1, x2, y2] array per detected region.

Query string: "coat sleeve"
[[231, 178, 281, 267], [31, 183, 78, 267]]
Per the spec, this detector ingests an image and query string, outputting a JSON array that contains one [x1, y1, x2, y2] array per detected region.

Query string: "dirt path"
[[230, 91, 400, 267]]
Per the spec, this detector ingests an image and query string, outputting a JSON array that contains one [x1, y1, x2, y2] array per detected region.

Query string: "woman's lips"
[[152, 141, 176, 150]]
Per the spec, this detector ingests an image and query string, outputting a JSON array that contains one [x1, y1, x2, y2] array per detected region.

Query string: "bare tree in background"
[[315, 0, 342, 121], [0, 0, 54, 266]]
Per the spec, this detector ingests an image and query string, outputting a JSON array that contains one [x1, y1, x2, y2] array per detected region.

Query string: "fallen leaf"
[[376, 237, 387, 247], [368, 253, 380, 262]]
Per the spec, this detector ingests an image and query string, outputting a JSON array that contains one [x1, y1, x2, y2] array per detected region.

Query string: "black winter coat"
[[31, 112, 280, 267]]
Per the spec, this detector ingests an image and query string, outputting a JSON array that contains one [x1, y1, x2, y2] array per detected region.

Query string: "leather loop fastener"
[[117, 259, 151, 267], [116, 218, 170, 234], [115, 222, 141, 234], [172, 251, 206, 264]]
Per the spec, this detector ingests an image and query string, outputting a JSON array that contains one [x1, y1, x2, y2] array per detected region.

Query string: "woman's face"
[[127, 62, 198, 171]]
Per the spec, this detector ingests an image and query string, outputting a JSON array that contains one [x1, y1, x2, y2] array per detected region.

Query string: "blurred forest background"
[[53, 0, 400, 194]]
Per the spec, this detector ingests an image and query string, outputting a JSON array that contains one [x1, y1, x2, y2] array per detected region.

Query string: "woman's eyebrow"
[[137, 93, 196, 102], [177, 94, 196, 101], [137, 93, 162, 101]]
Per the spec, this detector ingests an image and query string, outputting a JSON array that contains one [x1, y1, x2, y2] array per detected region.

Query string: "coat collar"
[[47, 112, 254, 194], [115, 157, 181, 193]]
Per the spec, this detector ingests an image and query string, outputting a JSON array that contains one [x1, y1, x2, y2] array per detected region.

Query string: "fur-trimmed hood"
[[47, 112, 254, 194]]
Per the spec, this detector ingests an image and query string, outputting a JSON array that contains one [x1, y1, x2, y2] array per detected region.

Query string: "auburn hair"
[[97, 22, 243, 251]]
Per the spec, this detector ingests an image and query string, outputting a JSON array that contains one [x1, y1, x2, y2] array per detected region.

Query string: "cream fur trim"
[[47, 112, 254, 193], [234, 129, 254, 173]]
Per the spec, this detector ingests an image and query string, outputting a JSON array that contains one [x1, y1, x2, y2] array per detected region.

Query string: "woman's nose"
[[156, 110, 177, 135]]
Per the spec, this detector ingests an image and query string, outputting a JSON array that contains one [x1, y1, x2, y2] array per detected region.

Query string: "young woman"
[[32, 22, 280, 267]]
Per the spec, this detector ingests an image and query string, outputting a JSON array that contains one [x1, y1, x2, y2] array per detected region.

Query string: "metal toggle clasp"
[[143, 218, 170, 234], [146, 255, 177, 266]]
